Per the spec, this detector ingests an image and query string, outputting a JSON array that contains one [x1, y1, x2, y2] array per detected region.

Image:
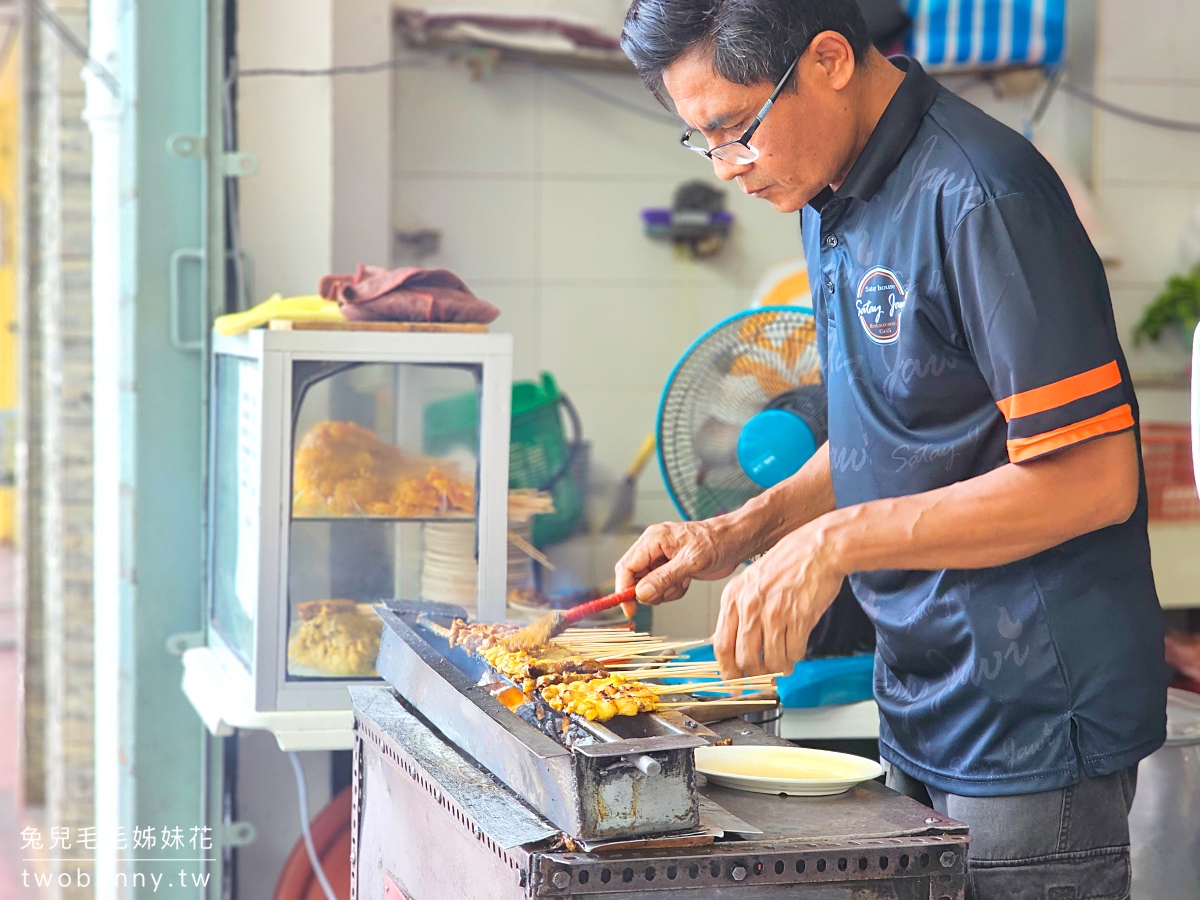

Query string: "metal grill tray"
[[374, 601, 713, 841]]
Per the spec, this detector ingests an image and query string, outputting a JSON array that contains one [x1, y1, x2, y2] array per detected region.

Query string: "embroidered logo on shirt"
[[855, 267, 908, 344]]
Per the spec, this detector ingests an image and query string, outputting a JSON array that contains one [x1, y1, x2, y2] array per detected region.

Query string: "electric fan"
[[658, 307, 826, 521]]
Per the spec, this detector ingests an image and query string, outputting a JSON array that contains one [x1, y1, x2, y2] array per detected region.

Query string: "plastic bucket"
[[424, 372, 585, 547]]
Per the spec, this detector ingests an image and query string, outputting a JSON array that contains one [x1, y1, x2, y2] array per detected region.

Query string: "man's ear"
[[808, 30, 857, 92]]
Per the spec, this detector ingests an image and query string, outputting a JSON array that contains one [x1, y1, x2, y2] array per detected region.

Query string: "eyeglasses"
[[680, 55, 802, 166]]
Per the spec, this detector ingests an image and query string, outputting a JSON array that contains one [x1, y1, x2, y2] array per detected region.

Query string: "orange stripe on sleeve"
[[995, 361, 1123, 422], [1006, 405, 1134, 463]]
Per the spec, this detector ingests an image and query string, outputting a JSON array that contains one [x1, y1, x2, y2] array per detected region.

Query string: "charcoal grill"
[[356, 601, 969, 899], [374, 602, 717, 840]]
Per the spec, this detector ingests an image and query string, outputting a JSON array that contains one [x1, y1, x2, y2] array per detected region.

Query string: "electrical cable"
[[32, 0, 120, 96], [287, 751, 339, 900], [1029, 65, 1065, 131], [1059, 81, 1200, 134], [515, 56, 680, 127], [233, 45, 679, 128], [238, 57, 432, 78]]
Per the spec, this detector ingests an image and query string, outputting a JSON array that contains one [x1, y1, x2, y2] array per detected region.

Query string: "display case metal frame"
[[206, 326, 513, 712]]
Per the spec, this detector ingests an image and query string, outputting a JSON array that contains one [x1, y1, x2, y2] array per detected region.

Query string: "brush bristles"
[[502, 611, 566, 652]]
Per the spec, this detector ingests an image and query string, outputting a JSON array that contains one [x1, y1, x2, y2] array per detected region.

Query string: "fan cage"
[[657, 307, 822, 522]]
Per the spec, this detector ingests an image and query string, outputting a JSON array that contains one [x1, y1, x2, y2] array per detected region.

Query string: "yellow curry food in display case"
[[286, 599, 383, 678], [292, 420, 474, 518]]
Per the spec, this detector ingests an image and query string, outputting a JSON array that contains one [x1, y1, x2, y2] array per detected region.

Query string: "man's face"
[[662, 37, 859, 213]]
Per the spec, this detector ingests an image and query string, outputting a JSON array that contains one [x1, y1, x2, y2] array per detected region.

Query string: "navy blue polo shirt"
[[801, 58, 1168, 796]]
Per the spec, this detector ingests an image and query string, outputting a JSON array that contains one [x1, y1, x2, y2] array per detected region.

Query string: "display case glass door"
[[285, 361, 481, 680]]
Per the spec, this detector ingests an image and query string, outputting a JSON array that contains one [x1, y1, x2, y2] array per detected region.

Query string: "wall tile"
[[394, 53, 541, 177], [1098, 0, 1200, 84], [539, 178, 734, 286], [539, 178, 805, 287], [632, 488, 681, 528], [1095, 84, 1200, 186], [539, 286, 693, 393], [588, 532, 638, 589], [1097, 184, 1200, 286], [474, 281, 540, 380], [539, 68, 691, 179], [722, 189, 807, 281], [1136, 387, 1191, 425], [542, 534, 595, 594], [707, 575, 734, 634], [562, 386, 661, 488], [393, 176, 540, 281]]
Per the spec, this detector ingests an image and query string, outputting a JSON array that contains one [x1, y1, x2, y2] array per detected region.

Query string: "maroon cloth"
[[318, 264, 500, 324]]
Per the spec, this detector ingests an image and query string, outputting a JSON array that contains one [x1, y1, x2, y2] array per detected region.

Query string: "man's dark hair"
[[621, 0, 873, 103]]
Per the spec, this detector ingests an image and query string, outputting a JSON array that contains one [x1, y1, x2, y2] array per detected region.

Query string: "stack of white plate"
[[420, 521, 539, 617], [420, 522, 479, 613]]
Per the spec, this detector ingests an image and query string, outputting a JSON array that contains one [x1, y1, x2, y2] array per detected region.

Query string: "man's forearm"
[[724, 441, 837, 557], [814, 431, 1139, 577]]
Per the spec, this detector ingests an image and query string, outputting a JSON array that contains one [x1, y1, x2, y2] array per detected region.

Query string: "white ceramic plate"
[[694, 745, 885, 796]]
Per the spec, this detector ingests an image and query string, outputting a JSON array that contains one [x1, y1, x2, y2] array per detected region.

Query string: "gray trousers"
[[885, 763, 1137, 900]]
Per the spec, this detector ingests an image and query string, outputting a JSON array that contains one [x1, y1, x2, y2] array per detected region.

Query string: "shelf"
[[181, 646, 354, 751]]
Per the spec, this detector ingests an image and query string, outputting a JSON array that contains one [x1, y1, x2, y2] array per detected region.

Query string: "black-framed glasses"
[[680, 55, 802, 166]]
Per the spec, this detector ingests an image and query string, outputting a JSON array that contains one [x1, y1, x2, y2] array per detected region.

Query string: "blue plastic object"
[[737, 408, 817, 488], [668, 644, 875, 709]]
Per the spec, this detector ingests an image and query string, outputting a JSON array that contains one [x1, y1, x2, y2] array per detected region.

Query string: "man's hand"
[[614, 443, 837, 614], [714, 523, 844, 678], [614, 517, 753, 608]]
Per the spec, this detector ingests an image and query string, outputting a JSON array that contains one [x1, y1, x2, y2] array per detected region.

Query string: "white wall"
[[237, 0, 392, 298], [1093, 0, 1198, 423], [236, 0, 335, 297]]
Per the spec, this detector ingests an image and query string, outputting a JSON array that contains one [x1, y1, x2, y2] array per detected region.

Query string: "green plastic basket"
[[424, 372, 585, 547]]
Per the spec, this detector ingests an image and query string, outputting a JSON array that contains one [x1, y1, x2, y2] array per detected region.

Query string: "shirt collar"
[[809, 57, 940, 213]]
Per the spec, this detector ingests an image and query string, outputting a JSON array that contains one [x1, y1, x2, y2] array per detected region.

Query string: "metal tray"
[[374, 601, 713, 841]]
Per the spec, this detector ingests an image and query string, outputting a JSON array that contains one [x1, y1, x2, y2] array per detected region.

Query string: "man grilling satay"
[[614, 2, 1167, 897]]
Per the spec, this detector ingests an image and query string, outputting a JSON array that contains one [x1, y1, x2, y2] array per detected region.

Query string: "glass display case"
[[206, 327, 512, 712]]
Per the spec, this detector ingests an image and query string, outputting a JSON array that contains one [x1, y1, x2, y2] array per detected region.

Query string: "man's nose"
[[712, 157, 751, 182]]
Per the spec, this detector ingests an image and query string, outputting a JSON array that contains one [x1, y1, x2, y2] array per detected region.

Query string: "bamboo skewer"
[[659, 699, 777, 708], [650, 678, 778, 694], [507, 529, 556, 570]]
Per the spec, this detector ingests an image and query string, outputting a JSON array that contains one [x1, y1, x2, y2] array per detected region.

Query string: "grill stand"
[[351, 686, 968, 900]]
